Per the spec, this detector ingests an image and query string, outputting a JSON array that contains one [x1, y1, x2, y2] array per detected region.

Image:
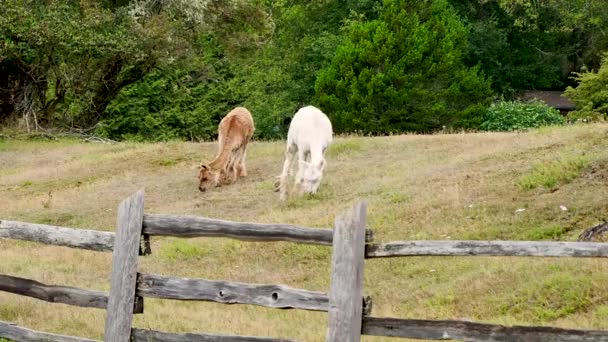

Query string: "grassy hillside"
[[1, 124, 608, 341]]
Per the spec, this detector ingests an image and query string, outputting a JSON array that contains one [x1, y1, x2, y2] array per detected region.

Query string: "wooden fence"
[[1, 189, 608, 341]]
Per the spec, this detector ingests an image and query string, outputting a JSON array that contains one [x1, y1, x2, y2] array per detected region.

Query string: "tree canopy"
[[1, 0, 606, 139]]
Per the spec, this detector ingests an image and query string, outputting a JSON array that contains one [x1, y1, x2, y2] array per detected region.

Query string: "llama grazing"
[[276, 106, 333, 200], [198, 107, 255, 192]]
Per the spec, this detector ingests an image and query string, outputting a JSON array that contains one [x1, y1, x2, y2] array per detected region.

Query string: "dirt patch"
[[584, 158, 608, 182]]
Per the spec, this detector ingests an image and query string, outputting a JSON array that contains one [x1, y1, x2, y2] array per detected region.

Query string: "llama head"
[[197, 164, 220, 192], [299, 159, 325, 194]]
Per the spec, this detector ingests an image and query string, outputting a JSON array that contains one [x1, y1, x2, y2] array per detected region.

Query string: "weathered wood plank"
[[0, 320, 98, 342], [131, 328, 294, 342], [0, 220, 114, 252], [0, 274, 107, 309], [143, 214, 334, 245], [137, 273, 329, 311], [366, 240, 608, 258], [362, 317, 608, 341], [104, 189, 145, 342], [326, 201, 367, 342]]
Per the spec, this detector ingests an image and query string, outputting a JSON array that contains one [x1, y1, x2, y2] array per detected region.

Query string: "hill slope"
[[1, 124, 608, 341]]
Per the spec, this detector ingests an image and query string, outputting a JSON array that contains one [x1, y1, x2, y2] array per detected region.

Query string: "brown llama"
[[198, 107, 255, 192]]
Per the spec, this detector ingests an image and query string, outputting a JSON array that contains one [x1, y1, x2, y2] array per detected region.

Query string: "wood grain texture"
[[362, 317, 608, 341], [0, 320, 98, 342], [0, 274, 107, 309], [0, 220, 114, 252], [366, 240, 608, 258], [143, 214, 334, 245], [104, 189, 145, 342], [326, 201, 368, 342], [137, 273, 329, 311], [131, 328, 294, 342]]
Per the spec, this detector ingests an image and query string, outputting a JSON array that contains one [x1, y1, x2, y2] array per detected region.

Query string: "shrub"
[[314, 0, 493, 134], [564, 54, 608, 122], [480, 100, 565, 132]]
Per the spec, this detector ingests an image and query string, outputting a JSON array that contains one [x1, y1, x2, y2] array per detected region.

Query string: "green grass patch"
[[500, 273, 593, 322], [31, 212, 87, 227], [327, 139, 364, 157], [383, 191, 409, 204], [518, 155, 590, 190], [0, 304, 19, 322], [151, 156, 186, 167], [280, 243, 331, 266], [160, 240, 208, 261], [524, 225, 570, 241], [596, 305, 608, 319]]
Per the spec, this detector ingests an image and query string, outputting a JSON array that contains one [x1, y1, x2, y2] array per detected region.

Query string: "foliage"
[[564, 55, 608, 122], [232, 0, 381, 138], [449, 0, 608, 95], [480, 100, 565, 132], [314, 0, 493, 134], [0, 1, 146, 128], [0, 0, 267, 133], [98, 35, 243, 141], [100, 0, 379, 140], [2, 0, 608, 139]]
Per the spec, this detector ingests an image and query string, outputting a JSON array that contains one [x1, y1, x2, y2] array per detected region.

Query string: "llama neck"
[[208, 142, 232, 169], [209, 150, 230, 169]]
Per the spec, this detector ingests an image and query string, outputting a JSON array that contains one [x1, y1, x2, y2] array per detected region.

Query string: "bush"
[[314, 0, 494, 134], [564, 54, 608, 122], [480, 100, 565, 132], [98, 35, 243, 142]]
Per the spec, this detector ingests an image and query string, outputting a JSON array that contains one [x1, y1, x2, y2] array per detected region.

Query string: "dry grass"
[[1, 123, 608, 341]]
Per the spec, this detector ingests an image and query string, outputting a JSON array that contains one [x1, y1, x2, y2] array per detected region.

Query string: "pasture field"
[[1, 124, 608, 341]]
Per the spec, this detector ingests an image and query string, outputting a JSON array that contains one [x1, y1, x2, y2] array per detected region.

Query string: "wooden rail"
[[362, 317, 608, 342], [137, 273, 330, 312], [0, 320, 97, 342], [143, 214, 374, 245], [131, 328, 295, 342], [366, 240, 608, 258], [0, 220, 114, 252], [143, 214, 334, 245], [0, 321, 289, 342], [0, 274, 108, 310]]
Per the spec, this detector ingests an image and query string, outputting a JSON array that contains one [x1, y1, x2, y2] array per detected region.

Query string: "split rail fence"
[[1, 189, 608, 341]]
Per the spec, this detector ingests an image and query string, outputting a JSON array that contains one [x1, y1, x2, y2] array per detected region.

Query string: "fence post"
[[104, 189, 145, 342], [326, 201, 367, 342]]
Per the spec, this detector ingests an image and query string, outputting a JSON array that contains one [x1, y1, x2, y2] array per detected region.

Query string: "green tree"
[[231, 0, 381, 138], [450, 0, 608, 95], [564, 54, 608, 121], [314, 0, 493, 134], [0, 1, 155, 129], [0, 0, 268, 132]]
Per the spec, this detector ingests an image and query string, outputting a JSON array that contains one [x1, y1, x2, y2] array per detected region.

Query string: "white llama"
[[276, 106, 333, 200]]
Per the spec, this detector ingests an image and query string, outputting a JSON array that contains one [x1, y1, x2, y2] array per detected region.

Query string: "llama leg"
[[311, 161, 325, 194], [311, 149, 328, 194], [278, 145, 296, 200], [228, 154, 239, 184], [293, 149, 307, 195], [237, 145, 248, 177], [223, 153, 237, 185]]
